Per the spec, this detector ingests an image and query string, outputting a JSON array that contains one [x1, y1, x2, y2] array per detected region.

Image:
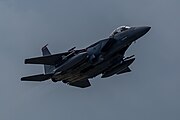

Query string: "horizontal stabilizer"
[[25, 52, 70, 65], [21, 74, 52, 81], [68, 79, 91, 88]]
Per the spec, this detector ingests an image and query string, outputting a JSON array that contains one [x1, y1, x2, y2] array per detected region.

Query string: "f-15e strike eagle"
[[21, 26, 151, 88]]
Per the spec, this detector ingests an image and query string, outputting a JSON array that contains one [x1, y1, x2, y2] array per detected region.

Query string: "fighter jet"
[[21, 26, 151, 88]]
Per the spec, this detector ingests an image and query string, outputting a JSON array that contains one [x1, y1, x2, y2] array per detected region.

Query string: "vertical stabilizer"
[[42, 44, 55, 74]]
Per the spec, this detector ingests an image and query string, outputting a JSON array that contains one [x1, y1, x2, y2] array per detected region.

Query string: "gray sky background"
[[0, 0, 180, 120]]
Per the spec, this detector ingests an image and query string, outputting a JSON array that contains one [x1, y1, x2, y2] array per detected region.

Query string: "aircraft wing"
[[68, 79, 91, 88], [25, 52, 70, 65]]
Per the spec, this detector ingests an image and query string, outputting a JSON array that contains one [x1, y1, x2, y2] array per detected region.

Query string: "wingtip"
[[21, 77, 25, 81], [24, 59, 28, 64], [42, 44, 48, 50]]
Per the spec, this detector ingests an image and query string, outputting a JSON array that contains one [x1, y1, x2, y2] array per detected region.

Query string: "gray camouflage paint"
[[0, 0, 180, 120]]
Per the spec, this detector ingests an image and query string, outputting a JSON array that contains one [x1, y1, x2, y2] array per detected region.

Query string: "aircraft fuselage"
[[21, 26, 151, 88]]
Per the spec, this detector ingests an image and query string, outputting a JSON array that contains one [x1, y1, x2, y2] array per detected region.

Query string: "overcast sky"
[[0, 0, 180, 120]]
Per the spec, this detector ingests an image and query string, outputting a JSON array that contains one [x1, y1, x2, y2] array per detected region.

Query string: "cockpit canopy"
[[110, 26, 131, 37]]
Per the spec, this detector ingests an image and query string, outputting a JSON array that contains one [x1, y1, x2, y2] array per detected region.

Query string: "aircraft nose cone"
[[135, 26, 151, 37], [140, 26, 151, 33]]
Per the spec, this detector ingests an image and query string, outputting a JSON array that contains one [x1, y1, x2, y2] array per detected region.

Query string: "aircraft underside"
[[52, 53, 134, 84]]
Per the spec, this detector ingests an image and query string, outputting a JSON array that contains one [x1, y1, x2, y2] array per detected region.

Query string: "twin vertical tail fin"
[[21, 44, 54, 81], [42, 44, 55, 74]]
